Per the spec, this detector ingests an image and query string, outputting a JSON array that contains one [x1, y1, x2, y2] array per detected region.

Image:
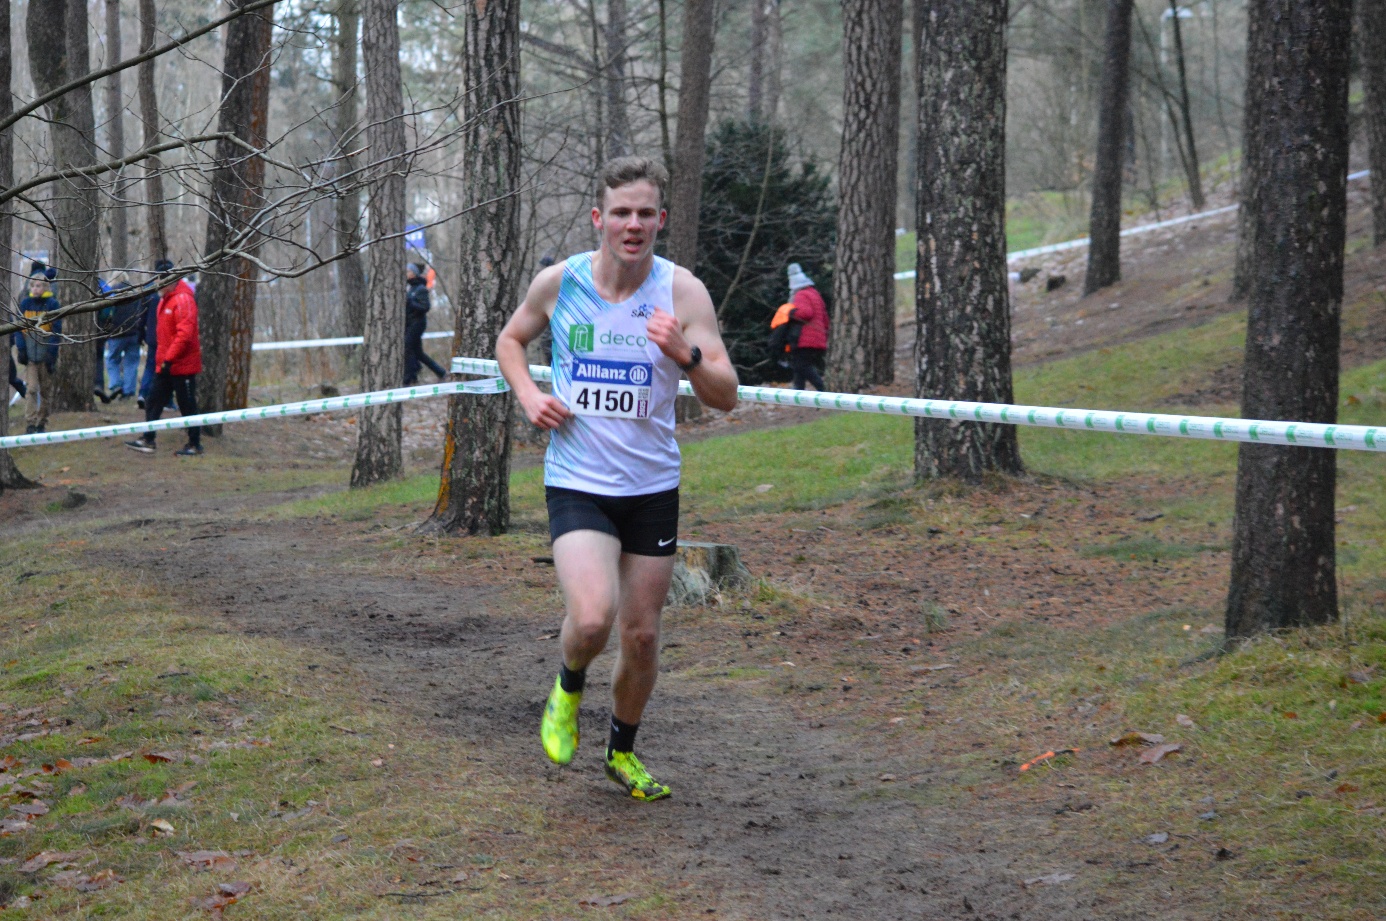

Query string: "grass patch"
[[1081, 537, 1227, 562], [0, 537, 665, 918]]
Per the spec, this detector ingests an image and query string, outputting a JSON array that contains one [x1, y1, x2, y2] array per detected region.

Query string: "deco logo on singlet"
[[569, 324, 595, 353]]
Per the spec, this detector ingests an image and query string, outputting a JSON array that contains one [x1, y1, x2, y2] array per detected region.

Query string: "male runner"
[[495, 156, 739, 801]]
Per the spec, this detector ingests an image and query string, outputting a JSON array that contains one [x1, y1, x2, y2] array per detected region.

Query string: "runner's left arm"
[[647, 268, 739, 412]]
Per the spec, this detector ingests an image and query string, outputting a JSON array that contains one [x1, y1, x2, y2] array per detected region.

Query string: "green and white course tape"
[[0, 378, 507, 449], [451, 357, 1384, 453]]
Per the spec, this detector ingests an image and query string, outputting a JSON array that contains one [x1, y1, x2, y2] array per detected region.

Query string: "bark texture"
[[1359, 0, 1386, 245], [349, 0, 406, 488], [104, 0, 128, 269], [0, 1, 33, 491], [749, 0, 767, 121], [828, 0, 902, 393], [914, 0, 1022, 481], [604, 0, 630, 159], [424, 0, 521, 535], [1083, 0, 1134, 295], [137, 0, 167, 263], [27, 0, 101, 414], [332, 0, 367, 338], [1225, 0, 1352, 640], [199, 0, 275, 420], [666, 0, 715, 268]]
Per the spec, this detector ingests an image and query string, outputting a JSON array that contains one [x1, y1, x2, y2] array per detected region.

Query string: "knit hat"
[[28, 260, 56, 281], [407, 262, 424, 278], [787, 263, 814, 294]]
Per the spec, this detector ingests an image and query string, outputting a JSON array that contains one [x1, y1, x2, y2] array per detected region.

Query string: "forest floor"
[[2, 184, 1385, 920]]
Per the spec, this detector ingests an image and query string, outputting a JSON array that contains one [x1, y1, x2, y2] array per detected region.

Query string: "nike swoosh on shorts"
[[658, 537, 675, 547]]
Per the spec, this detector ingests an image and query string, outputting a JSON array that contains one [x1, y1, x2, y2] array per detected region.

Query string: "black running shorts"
[[545, 486, 680, 557]]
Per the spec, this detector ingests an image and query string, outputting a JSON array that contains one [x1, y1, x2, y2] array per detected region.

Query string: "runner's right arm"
[[496, 265, 572, 430]]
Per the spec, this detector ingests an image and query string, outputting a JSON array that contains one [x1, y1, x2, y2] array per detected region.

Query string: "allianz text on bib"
[[566, 322, 653, 419]]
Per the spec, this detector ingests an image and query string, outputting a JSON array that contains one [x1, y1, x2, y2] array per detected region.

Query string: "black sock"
[[558, 663, 586, 694], [607, 716, 639, 757]]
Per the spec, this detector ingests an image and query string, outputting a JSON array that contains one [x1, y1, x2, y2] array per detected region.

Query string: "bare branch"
[[0, 0, 280, 137]]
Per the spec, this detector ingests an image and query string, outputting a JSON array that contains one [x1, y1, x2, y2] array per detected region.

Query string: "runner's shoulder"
[[524, 262, 569, 314], [669, 264, 714, 314]]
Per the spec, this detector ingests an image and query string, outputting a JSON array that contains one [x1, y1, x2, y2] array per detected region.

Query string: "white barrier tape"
[[0, 378, 508, 449], [893, 169, 1373, 281], [251, 330, 451, 352], [450, 357, 1384, 453]]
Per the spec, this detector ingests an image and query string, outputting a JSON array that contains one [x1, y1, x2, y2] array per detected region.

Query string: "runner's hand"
[[521, 390, 572, 430], [646, 308, 694, 367]]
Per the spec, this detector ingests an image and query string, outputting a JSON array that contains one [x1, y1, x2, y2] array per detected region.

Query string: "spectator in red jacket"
[[786, 263, 829, 391], [126, 261, 203, 456]]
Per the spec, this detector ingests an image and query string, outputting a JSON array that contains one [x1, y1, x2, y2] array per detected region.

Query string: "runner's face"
[[593, 181, 665, 264], [28, 278, 45, 298]]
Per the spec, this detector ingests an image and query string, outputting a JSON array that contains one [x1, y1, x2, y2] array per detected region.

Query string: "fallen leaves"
[[179, 850, 239, 873], [1111, 730, 1183, 764], [194, 881, 253, 916], [10, 800, 50, 817], [19, 850, 80, 873], [1110, 731, 1164, 747], [1138, 743, 1182, 764], [52, 867, 123, 891], [1018, 749, 1078, 772]]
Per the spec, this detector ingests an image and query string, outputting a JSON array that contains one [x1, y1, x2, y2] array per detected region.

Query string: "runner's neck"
[[590, 248, 654, 304]]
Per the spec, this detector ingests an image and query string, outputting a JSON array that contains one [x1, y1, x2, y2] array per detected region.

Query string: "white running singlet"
[[545, 252, 681, 496]]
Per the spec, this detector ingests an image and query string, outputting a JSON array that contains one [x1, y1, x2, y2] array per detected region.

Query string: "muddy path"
[[82, 511, 1128, 920]]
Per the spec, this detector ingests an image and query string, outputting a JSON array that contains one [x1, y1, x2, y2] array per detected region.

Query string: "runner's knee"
[[618, 622, 659, 662]]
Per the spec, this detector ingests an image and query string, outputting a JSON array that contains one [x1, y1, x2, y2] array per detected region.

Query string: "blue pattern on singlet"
[[545, 253, 681, 496]]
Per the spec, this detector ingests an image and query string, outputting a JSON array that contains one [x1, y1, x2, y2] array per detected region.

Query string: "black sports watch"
[[678, 345, 703, 373]]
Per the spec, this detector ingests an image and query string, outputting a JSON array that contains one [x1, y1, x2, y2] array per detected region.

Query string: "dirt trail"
[[84, 513, 1118, 920]]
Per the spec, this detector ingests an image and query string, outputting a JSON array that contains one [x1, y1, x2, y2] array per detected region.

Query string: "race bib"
[[568, 357, 653, 419]]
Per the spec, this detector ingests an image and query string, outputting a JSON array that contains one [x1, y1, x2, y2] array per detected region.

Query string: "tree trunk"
[[604, 0, 630, 159], [137, 0, 167, 263], [104, 0, 129, 270], [657, 0, 672, 169], [765, 0, 782, 124], [349, 0, 406, 488], [1225, 0, 1351, 640], [423, 0, 521, 535], [1083, 0, 1135, 296], [1168, 0, 1204, 210], [828, 0, 902, 393], [914, 0, 1022, 482], [199, 0, 275, 422], [28, 0, 101, 414], [0, 1, 32, 491], [1359, 0, 1386, 246], [666, 0, 716, 268], [749, 0, 767, 121], [332, 0, 367, 338]]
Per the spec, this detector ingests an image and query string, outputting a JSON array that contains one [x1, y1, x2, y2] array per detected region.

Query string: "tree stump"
[[668, 541, 751, 607], [674, 394, 703, 423]]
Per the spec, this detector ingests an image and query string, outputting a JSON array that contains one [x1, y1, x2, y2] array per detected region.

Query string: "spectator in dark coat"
[[785, 263, 829, 391], [126, 263, 204, 456], [14, 262, 60, 434], [403, 263, 447, 385], [98, 272, 143, 400], [135, 268, 163, 408]]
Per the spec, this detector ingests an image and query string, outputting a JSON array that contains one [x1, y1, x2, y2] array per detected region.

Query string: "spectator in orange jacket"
[[786, 263, 828, 391], [125, 261, 203, 456]]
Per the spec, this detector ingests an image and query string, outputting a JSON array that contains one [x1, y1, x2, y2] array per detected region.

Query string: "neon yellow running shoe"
[[604, 750, 671, 801], [540, 675, 581, 765]]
